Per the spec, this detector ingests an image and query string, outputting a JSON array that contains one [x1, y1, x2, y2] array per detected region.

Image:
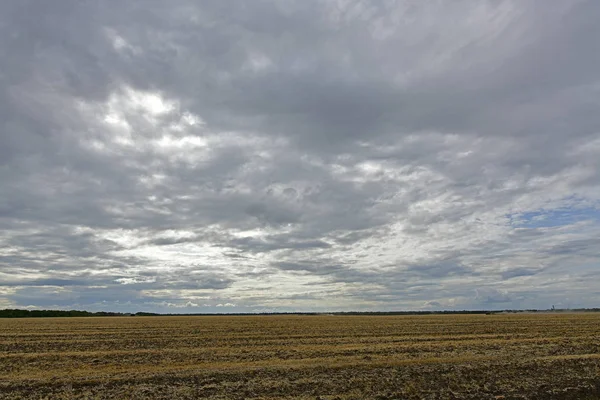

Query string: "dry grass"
[[1, 313, 599, 399]]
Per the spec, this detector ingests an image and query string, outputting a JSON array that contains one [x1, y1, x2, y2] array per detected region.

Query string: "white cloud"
[[1, 0, 599, 312]]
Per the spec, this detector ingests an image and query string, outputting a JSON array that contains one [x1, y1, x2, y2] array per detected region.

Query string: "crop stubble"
[[0, 313, 599, 399]]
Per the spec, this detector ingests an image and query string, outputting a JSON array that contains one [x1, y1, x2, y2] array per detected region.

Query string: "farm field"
[[0, 313, 599, 399]]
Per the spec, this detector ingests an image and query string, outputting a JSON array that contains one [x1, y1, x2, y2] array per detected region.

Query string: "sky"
[[1, 0, 599, 313]]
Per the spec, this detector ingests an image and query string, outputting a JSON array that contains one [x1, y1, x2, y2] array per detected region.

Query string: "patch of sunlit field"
[[1, 313, 599, 399]]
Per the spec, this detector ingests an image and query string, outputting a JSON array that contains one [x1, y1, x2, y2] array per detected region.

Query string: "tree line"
[[0, 309, 133, 318], [1, 308, 599, 318]]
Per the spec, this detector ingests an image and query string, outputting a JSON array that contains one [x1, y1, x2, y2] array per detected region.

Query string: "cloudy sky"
[[1, 1, 599, 313]]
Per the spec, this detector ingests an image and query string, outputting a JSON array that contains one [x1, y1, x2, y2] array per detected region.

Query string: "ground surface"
[[0, 313, 599, 399]]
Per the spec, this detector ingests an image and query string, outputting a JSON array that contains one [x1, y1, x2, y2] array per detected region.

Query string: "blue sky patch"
[[508, 207, 600, 228]]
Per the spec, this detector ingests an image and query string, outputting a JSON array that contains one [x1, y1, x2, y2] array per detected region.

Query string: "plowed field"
[[1, 313, 599, 399]]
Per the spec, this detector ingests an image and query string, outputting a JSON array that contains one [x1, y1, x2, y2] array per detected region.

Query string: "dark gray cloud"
[[1, 1, 600, 312], [500, 268, 540, 280]]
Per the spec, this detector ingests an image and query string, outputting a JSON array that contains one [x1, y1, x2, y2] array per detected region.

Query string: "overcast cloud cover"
[[1, 0, 599, 313]]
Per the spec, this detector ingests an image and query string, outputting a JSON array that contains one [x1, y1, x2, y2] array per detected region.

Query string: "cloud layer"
[[1, 0, 599, 312]]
